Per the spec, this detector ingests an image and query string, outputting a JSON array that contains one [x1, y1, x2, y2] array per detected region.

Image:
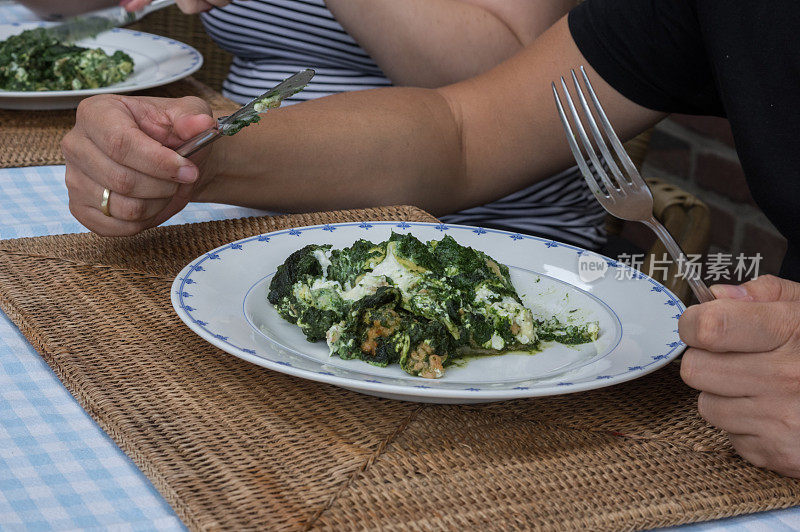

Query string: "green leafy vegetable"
[[268, 232, 600, 378], [0, 28, 134, 91]]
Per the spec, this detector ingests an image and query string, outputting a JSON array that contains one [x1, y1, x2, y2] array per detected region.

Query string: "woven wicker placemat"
[[0, 205, 798, 531], [0, 77, 237, 169]]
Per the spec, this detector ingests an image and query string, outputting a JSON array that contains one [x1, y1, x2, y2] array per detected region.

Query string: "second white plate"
[[0, 23, 203, 109]]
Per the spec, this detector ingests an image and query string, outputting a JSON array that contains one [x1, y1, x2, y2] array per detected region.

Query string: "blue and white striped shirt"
[[202, 0, 606, 249]]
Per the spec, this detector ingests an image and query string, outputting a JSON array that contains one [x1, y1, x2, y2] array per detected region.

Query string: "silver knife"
[[176, 69, 315, 158], [44, 0, 175, 43]]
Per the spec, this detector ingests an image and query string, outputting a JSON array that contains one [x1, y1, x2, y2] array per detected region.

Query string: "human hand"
[[121, 0, 232, 14], [679, 274, 800, 477], [62, 94, 219, 236]]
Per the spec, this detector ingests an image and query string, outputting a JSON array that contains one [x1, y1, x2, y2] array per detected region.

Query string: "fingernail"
[[177, 165, 198, 183], [710, 284, 752, 300]]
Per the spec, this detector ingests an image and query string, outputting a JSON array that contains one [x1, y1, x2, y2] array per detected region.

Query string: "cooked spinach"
[[0, 28, 133, 91], [268, 233, 600, 378], [221, 94, 284, 136]]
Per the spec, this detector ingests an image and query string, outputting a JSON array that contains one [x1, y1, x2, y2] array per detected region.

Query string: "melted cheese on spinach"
[[267, 233, 599, 378]]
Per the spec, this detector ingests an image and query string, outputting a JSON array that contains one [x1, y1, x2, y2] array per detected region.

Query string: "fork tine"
[[551, 82, 606, 199], [559, 77, 621, 199], [579, 66, 647, 188], [570, 70, 629, 190]]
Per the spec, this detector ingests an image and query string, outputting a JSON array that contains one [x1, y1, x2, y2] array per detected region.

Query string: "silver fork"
[[552, 66, 714, 303]]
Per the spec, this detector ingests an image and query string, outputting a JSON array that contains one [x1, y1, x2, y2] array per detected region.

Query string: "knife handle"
[[175, 128, 221, 158]]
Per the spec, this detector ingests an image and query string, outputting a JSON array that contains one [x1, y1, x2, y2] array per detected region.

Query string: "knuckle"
[[117, 197, 148, 221], [107, 133, 131, 163], [787, 303, 800, 345], [679, 349, 701, 388], [64, 169, 78, 192], [694, 304, 727, 347], [67, 200, 81, 220], [60, 132, 76, 160], [76, 95, 107, 122], [75, 97, 93, 122], [776, 405, 800, 434], [772, 359, 800, 396], [179, 95, 211, 114], [777, 452, 800, 478], [696, 392, 711, 421], [108, 168, 136, 196], [750, 274, 782, 299], [677, 309, 694, 344], [739, 448, 768, 469], [728, 435, 768, 469]]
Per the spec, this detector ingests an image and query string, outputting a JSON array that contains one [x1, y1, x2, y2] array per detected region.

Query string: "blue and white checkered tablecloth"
[[1, 5, 799, 531], [0, 166, 270, 531]]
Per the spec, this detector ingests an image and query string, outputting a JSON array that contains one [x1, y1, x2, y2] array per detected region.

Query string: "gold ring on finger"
[[100, 187, 112, 217]]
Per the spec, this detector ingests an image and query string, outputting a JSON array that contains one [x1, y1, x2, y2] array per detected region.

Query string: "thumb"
[[121, 0, 150, 12], [711, 274, 800, 302], [168, 96, 217, 143], [127, 96, 215, 148]]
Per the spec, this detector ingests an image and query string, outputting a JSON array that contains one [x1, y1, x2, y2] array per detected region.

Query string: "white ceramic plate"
[[171, 222, 686, 403], [0, 22, 202, 109]]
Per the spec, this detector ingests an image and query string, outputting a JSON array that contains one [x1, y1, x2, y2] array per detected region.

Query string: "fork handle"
[[643, 217, 715, 304]]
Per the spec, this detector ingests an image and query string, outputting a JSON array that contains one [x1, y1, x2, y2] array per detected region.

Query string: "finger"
[[679, 299, 800, 352], [175, 0, 216, 13], [121, 0, 150, 11], [69, 194, 152, 237], [680, 348, 776, 397], [92, 182, 171, 223], [728, 433, 800, 477], [150, 183, 193, 227], [135, 96, 216, 147], [63, 131, 179, 199], [695, 392, 759, 435], [728, 434, 771, 469], [68, 168, 171, 223], [712, 275, 800, 303], [75, 96, 203, 183]]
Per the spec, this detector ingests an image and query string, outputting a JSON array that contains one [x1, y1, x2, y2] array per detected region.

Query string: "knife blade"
[[217, 68, 316, 134], [175, 69, 315, 158], [44, 0, 175, 44]]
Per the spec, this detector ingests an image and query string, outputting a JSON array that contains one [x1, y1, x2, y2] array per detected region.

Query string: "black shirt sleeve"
[[568, 0, 724, 117]]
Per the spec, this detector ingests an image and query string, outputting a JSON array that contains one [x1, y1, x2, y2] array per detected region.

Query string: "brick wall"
[[638, 115, 788, 278]]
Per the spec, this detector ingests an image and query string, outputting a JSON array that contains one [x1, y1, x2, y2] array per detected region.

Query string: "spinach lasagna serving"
[[268, 233, 599, 378], [0, 28, 134, 91]]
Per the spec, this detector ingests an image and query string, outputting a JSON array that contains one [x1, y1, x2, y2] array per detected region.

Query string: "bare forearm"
[[197, 17, 664, 216], [198, 87, 467, 214], [325, 0, 568, 87]]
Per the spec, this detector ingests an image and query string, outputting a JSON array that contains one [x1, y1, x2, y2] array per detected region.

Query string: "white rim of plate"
[[171, 221, 687, 400]]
